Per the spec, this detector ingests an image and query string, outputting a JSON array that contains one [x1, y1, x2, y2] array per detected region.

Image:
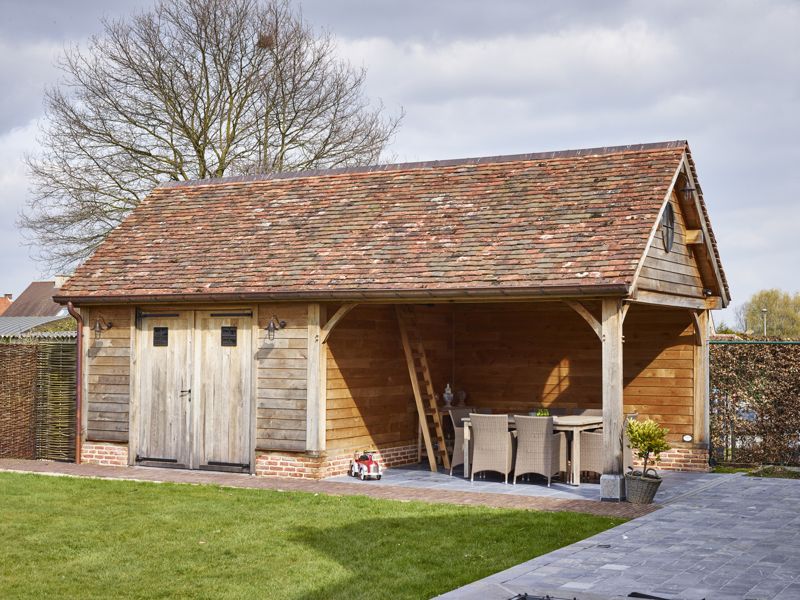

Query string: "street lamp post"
[[761, 308, 768, 338]]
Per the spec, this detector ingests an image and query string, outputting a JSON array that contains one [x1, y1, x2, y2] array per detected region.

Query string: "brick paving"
[[436, 473, 800, 600], [0, 458, 653, 519]]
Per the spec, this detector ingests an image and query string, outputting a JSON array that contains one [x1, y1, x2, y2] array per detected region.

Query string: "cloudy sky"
[[1, 0, 798, 325]]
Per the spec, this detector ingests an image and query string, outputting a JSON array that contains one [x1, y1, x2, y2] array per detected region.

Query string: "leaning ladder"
[[395, 305, 450, 472]]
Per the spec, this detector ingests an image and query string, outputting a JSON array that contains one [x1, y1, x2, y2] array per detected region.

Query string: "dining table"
[[461, 414, 603, 486]]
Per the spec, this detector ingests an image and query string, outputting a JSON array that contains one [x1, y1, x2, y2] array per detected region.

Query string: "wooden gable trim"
[[678, 159, 730, 307], [628, 158, 685, 298], [628, 153, 728, 308]]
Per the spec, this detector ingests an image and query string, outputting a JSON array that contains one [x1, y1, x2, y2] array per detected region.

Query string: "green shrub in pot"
[[625, 419, 671, 504]]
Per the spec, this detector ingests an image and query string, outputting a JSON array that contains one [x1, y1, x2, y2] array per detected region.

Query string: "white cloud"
[[0, 121, 45, 297]]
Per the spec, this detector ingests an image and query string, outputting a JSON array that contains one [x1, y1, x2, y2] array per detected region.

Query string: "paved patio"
[[327, 463, 726, 505], [436, 473, 800, 600]]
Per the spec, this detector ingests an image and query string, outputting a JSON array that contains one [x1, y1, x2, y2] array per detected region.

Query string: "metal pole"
[[761, 308, 768, 337]]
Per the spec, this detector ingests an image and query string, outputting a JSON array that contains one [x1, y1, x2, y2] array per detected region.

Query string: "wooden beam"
[[621, 302, 631, 325], [689, 310, 703, 346], [321, 303, 357, 344], [685, 229, 704, 245], [564, 301, 602, 340], [629, 289, 721, 311], [692, 310, 710, 444], [306, 303, 327, 454], [601, 298, 625, 501]]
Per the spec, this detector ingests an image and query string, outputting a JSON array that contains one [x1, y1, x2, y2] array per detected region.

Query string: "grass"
[[748, 466, 800, 479], [712, 465, 752, 474], [0, 473, 622, 599]]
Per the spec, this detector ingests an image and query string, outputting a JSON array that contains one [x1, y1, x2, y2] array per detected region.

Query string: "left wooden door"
[[135, 311, 194, 468]]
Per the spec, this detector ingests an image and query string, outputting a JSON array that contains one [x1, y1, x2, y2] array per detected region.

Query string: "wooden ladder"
[[395, 305, 450, 472]]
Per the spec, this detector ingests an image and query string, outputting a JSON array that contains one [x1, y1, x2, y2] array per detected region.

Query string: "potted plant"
[[625, 419, 671, 504]]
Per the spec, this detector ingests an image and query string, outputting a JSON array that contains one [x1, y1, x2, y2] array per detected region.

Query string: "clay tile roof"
[[0, 295, 12, 316], [4, 281, 65, 316], [57, 140, 726, 303]]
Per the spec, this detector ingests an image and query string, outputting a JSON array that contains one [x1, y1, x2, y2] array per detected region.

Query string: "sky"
[[0, 0, 798, 326]]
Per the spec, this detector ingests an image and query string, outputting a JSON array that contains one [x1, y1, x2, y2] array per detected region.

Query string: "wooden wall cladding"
[[255, 303, 308, 452], [454, 302, 601, 414], [84, 306, 132, 442], [623, 304, 695, 441], [638, 192, 706, 299], [325, 304, 453, 451]]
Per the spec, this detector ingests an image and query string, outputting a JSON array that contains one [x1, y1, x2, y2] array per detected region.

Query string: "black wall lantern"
[[265, 314, 287, 340], [681, 183, 696, 203], [93, 315, 113, 338]]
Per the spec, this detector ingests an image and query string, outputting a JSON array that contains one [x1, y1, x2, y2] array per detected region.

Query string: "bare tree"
[[22, 0, 401, 271]]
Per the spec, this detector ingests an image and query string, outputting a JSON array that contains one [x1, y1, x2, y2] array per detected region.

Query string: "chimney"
[[54, 275, 70, 288]]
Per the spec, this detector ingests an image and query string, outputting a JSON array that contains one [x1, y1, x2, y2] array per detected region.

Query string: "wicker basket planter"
[[625, 472, 662, 504]]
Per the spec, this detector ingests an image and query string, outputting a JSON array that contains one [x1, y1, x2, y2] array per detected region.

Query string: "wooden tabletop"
[[461, 414, 603, 427]]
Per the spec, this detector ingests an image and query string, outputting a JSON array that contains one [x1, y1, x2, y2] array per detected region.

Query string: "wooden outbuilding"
[[56, 141, 729, 500]]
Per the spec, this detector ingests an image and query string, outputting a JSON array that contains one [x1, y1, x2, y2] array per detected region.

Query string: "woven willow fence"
[[0, 336, 76, 461], [710, 341, 800, 466], [0, 345, 38, 459]]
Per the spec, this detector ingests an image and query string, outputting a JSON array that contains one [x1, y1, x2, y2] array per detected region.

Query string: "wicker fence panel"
[[0, 344, 38, 459], [710, 341, 800, 466], [35, 342, 76, 461]]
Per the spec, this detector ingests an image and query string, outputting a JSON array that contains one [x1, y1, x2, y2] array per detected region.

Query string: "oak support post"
[[306, 303, 327, 455], [693, 310, 710, 445], [600, 298, 626, 501]]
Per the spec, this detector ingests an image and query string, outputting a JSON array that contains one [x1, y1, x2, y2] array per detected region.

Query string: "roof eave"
[[54, 283, 631, 306]]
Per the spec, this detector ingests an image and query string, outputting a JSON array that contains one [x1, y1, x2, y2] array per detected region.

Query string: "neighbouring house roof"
[[4, 281, 66, 317], [0, 316, 69, 336], [0, 295, 12, 316], [56, 140, 729, 303]]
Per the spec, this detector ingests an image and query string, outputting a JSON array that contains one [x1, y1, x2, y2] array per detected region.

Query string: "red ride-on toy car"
[[349, 451, 382, 480]]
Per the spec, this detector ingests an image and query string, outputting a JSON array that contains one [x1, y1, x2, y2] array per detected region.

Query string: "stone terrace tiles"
[[57, 141, 728, 302]]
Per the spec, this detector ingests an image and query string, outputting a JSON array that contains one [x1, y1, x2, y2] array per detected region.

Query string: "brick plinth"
[[255, 443, 418, 479], [633, 444, 710, 473], [81, 441, 129, 467]]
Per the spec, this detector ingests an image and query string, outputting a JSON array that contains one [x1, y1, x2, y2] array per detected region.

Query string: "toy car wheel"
[[377, 475, 382, 480], [359, 470, 366, 481]]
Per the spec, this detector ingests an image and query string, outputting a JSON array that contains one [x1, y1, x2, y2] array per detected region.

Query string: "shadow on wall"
[[324, 302, 696, 451]]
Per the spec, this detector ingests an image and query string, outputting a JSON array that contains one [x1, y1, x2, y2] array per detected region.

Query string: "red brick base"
[[633, 444, 710, 473], [81, 441, 129, 467], [255, 443, 419, 479]]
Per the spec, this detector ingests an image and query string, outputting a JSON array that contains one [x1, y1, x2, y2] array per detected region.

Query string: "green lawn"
[[0, 473, 622, 599]]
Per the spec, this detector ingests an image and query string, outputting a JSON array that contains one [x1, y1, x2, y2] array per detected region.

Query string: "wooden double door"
[[135, 310, 253, 472]]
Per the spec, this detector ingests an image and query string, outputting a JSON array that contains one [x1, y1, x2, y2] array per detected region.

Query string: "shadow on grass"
[[287, 510, 617, 600]]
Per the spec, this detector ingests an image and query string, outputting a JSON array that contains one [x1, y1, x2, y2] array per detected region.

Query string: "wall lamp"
[[265, 314, 287, 340], [93, 316, 113, 337]]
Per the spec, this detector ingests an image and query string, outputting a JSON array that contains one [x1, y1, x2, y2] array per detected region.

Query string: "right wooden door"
[[192, 311, 253, 471]]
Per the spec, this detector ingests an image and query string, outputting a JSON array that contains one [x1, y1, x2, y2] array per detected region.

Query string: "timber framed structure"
[[57, 141, 728, 500]]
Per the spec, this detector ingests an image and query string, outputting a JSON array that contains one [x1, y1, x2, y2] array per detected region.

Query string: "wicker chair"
[[448, 407, 475, 476], [512, 416, 567, 486], [469, 414, 514, 483], [580, 413, 638, 477]]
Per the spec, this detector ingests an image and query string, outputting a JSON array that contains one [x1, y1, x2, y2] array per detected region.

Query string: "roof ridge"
[[158, 140, 688, 189]]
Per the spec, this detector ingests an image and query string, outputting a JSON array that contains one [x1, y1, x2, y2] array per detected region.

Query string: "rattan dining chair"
[[580, 413, 638, 477], [512, 416, 567, 486], [469, 413, 514, 483], [448, 407, 475, 476]]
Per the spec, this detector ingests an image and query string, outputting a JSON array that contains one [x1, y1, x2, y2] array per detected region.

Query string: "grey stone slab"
[[435, 474, 800, 600]]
